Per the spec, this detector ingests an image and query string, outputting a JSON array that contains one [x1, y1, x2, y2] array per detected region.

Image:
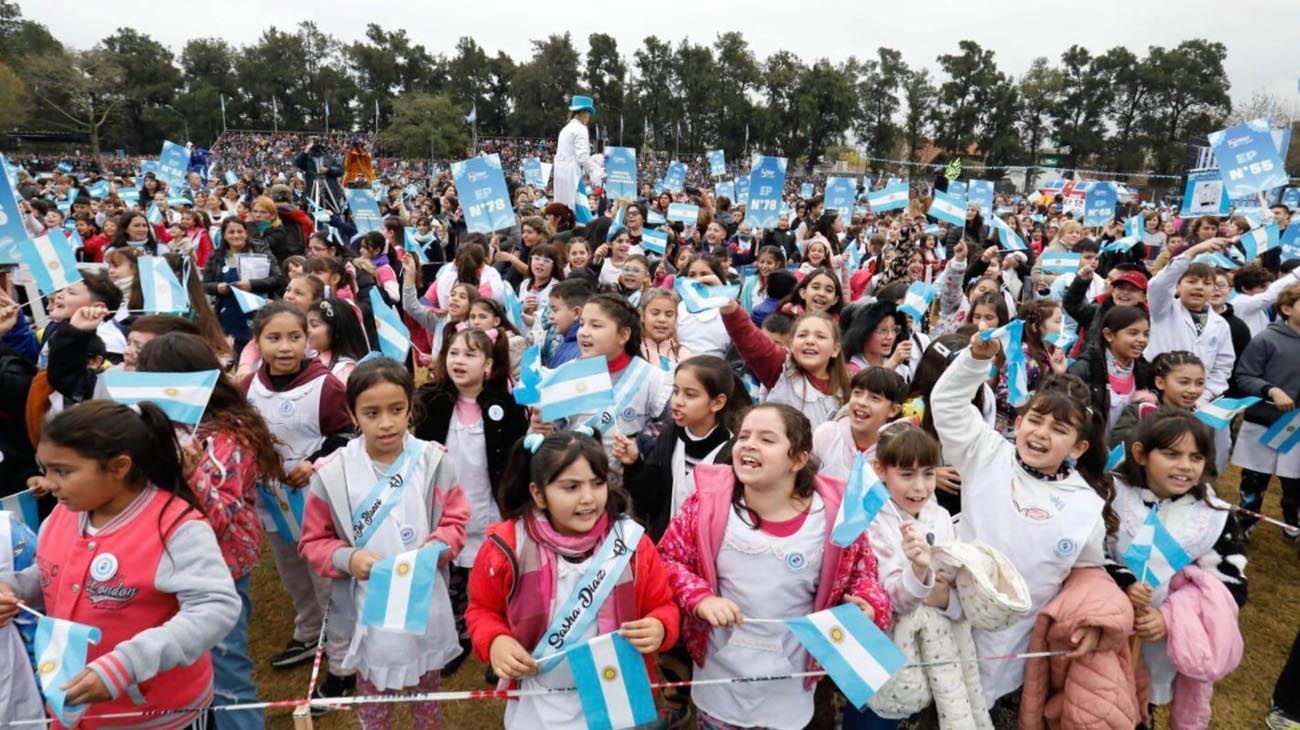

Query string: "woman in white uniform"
[[552, 95, 603, 211]]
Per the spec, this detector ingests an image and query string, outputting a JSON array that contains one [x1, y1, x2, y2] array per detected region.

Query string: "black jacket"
[[202, 239, 286, 295], [414, 382, 529, 492], [623, 425, 733, 541], [0, 344, 37, 488]]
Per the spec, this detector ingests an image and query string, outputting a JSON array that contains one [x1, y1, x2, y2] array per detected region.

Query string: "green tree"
[[711, 32, 759, 156], [633, 36, 674, 149], [0, 61, 30, 130], [672, 40, 715, 151], [100, 28, 181, 150], [1050, 45, 1114, 166], [901, 68, 934, 159], [1140, 40, 1231, 174], [21, 48, 123, 156], [377, 92, 470, 159], [757, 51, 806, 158], [235, 27, 310, 130], [1094, 47, 1150, 172], [349, 24, 447, 131], [584, 33, 626, 143], [511, 33, 580, 137], [0, 1, 60, 68], [932, 41, 1001, 155], [1017, 57, 1062, 187], [177, 38, 239, 143], [855, 47, 908, 158], [795, 60, 856, 169]]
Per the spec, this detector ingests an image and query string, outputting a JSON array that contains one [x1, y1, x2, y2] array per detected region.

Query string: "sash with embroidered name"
[[585, 357, 653, 430], [535, 517, 645, 671], [350, 442, 426, 547]]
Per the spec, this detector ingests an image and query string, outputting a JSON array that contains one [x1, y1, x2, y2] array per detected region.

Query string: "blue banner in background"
[[86, 180, 108, 199], [1281, 187, 1300, 211], [715, 180, 735, 202], [708, 149, 726, 177], [1083, 182, 1117, 227], [824, 177, 857, 214], [452, 153, 514, 233], [157, 140, 190, 189], [800, 182, 814, 198], [967, 179, 994, 217], [346, 189, 384, 234], [947, 180, 967, 199], [1209, 118, 1290, 199], [0, 169, 26, 265], [523, 157, 546, 188], [735, 176, 750, 206], [1181, 171, 1231, 218], [663, 161, 687, 193], [747, 155, 788, 229], [604, 147, 637, 201]]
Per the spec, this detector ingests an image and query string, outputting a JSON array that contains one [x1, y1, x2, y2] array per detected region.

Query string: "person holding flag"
[[0, 400, 239, 729], [1105, 408, 1247, 717], [553, 95, 603, 212], [299, 358, 469, 726]]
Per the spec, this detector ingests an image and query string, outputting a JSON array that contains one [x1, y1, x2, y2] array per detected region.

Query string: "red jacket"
[[466, 518, 681, 686], [280, 206, 315, 240]]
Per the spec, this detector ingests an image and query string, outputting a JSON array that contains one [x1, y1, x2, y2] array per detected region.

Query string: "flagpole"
[[324, 100, 329, 136], [220, 94, 227, 132]]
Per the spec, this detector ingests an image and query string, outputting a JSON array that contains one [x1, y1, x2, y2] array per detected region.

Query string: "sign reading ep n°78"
[[747, 155, 788, 229], [452, 153, 514, 233]]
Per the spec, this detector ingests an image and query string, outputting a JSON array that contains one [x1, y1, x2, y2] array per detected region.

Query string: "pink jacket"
[[1158, 565, 1244, 730], [657, 463, 892, 687]]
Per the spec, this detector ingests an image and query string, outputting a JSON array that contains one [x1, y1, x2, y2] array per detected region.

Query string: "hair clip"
[[483, 328, 499, 343], [523, 433, 545, 453], [126, 403, 143, 415], [571, 424, 596, 438]]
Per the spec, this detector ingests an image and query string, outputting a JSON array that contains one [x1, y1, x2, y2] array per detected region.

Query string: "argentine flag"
[[927, 189, 967, 227], [992, 218, 1027, 252], [606, 205, 625, 241], [231, 286, 267, 314], [260, 482, 305, 543], [675, 277, 739, 314], [866, 182, 909, 213], [1122, 506, 1193, 588], [503, 287, 526, 331], [362, 543, 447, 634], [1260, 409, 1300, 454], [101, 369, 220, 426], [1195, 396, 1261, 429], [575, 180, 594, 225], [1235, 223, 1280, 262], [1105, 442, 1126, 472], [832, 452, 890, 547], [138, 255, 187, 313], [1124, 215, 1144, 240], [785, 604, 906, 710], [1038, 252, 1081, 274], [539, 356, 614, 422], [980, 320, 1029, 405], [1192, 251, 1240, 270], [34, 615, 101, 727], [896, 281, 936, 324], [17, 233, 82, 295], [0, 491, 40, 532], [667, 202, 700, 225], [368, 287, 411, 362], [568, 633, 658, 730], [641, 228, 668, 256], [1102, 236, 1141, 254], [513, 344, 542, 407], [1043, 328, 1077, 354]]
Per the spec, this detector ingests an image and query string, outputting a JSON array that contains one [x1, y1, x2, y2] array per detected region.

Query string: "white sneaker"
[[1284, 525, 1300, 540]]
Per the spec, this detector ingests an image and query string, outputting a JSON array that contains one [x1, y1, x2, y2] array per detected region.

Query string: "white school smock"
[[675, 304, 730, 359], [694, 496, 826, 730], [564, 356, 672, 476], [812, 417, 876, 482], [669, 427, 727, 520], [446, 400, 498, 568], [1108, 479, 1227, 705], [762, 369, 840, 428], [247, 372, 327, 533], [325, 437, 460, 689], [505, 554, 598, 730], [1232, 420, 1300, 479], [1145, 254, 1236, 399]]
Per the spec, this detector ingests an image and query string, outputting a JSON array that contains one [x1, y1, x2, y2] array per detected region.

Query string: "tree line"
[[0, 2, 1233, 177]]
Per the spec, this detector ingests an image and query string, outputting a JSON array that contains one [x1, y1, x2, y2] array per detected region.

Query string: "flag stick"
[[16, 602, 46, 620]]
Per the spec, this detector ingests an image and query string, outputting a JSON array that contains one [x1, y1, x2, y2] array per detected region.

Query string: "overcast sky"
[[20, 0, 1300, 107]]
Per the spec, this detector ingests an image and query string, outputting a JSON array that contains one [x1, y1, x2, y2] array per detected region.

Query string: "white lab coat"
[[553, 118, 602, 209]]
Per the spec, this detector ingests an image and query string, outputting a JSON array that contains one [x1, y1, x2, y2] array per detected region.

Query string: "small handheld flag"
[[641, 228, 668, 256], [34, 614, 101, 727], [1195, 396, 1261, 429], [1105, 443, 1126, 472], [1038, 252, 1081, 274], [1234, 223, 1280, 262], [231, 286, 267, 314], [980, 320, 1028, 406], [503, 287, 526, 331], [831, 452, 890, 547], [896, 281, 936, 323], [138, 255, 188, 313], [666, 202, 700, 225], [17, 234, 82, 295], [368, 287, 411, 362], [539, 356, 614, 422], [1102, 236, 1142, 254], [0, 490, 40, 532], [514, 344, 543, 406], [606, 206, 625, 242], [785, 604, 906, 710], [362, 542, 447, 634], [1043, 328, 1077, 354], [567, 633, 658, 730], [1192, 251, 1240, 270], [101, 369, 220, 426], [1124, 216, 1144, 240], [1259, 408, 1300, 454], [675, 277, 739, 314], [1122, 506, 1193, 588], [928, 189, 966, 227], [260, 482, 305, 543], [866, 182, 909, 213]]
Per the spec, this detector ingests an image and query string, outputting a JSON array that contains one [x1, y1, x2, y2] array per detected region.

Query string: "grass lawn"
[[244, 465, 1298, 729]]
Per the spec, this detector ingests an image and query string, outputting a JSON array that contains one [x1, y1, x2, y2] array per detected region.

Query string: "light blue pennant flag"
[[1105, 443, 1126, 472], [1038, 252, 1081, 274], [231, 286, 267, 314], [513, 344, 543, 406], [1259, 408, 1300, 454], [260, 481, 305, 543], [368, 287, 411, 362], [503, 287, 526, 331], [101, 369, 220, 426], [980, 320, 1029, 405], [34, 615, 102, 727], [1235, 222, 1280, 262], [62, 228, 84, 250], [403, 226, 426, 264], [17, 233, 82, 295], [831, 452, 890, 547], [575, 179, 595, 225], [666, 202, 699, 225], [1122, 506, 1193, 588], [928, 189, 967, 226], [568, 633, 658, 730], [675, 277, 739, 313], [403, 183, 419, 199], [362, 542, 447, 634], [1192, 252, 1240, 270], [1195, 395, 1261, 429], [138, 255, 187, 313], [0, 491, 41, 532], [539, 356, 614, 422], [990, 216, 1027, 251], [145, 202, 163, 225], [1102, 236, 1142, 254], [785, 604, 906, 710], [897, 281, 936, 323], [641, 228, 668, 256], [1043, 329, 1077, 354], [866, 182, 909, 213], [87, 180, 108, 199]]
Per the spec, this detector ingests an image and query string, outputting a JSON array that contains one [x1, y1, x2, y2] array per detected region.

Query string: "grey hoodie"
[[1232, 319, 1300, 426]]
